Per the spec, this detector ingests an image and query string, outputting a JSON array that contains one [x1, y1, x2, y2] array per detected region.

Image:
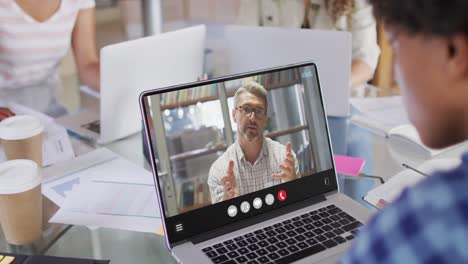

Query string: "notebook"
[[363, 158, 462, 209]]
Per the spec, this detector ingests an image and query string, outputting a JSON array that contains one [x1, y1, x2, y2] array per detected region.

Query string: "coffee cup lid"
[[0, 115, 44, 140], [0, 160, 41, 194]]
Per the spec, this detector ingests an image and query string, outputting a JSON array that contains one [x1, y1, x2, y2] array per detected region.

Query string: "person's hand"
[[221, 160, 239, 201], [0, 107, 14, 121], [272, 143, 297, 182]]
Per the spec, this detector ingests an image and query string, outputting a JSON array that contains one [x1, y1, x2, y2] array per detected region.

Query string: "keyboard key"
[[212, 255, 228, 263], [346, 235, 355, 240], [247, 260, 259, 264], [236, 256, 248, 262], [326, 204, 336, 209], [325, 232, 336, 239], [248, 244, 259, 251], [338, 212, 350, 218], [293, 221, 304, 227], [330, 215, 340, 221], [268, 252, 280, 260], [328, 207, 342, 215], [344, 215, 356, 222], [202, 247, 212, 252], [300, 213, 310, 218], [310, 215, 321, 221], [278, 249, 290, 256], [292, 216, 301, 221], [287, 245, 299, 253], [322, 225, 332, 232], [238, 247, 249, 255], [342, 221, 363, 232], [227, 251, 239, 258], [237, 240, 248, 247], [319, 212, 330, 218], [275, 244, 326, 264], [286, 238, 297, 245], [294, 227, 306, 234], [265, 230, 277, 237], [256, 233, 267, 240], [256, 248, 268, 256], [234, 236, 244, 242], [227, 244, 238, 251], [312, 228, 324, 235], [323, 239, 338, 248], [247, 237, 258, 244], [276, 241, 287, 248], [333, 236, 347, 244], [310, 210, 319, 215], [277, 234, 288, 240], [214, 243, 223, 248], [254, 229, 264, 235], [316, 235, 327, 242], [319, 208, 327, 212], [267, 237, 279, 244], [257, 256, 270, 263], [304, 224, 314, 230], [275, 226, 286, 233], [258, 241, 269, 247], [339, 219, 351, 226], [264, 226, 274, 231], [302, 217, 312, 224], [273, 223, 283, 228], [295, 234, 306, 242], [333, 228, 345, 236], [322, 218, 332, 224], [244, 232, 255, 238], [313, 221, 324, 227], [284, 224, 295, 230], [224, 239, 234, 245], [330, 222, 341, 228], [216, 247, 228, 254], [286, 230, 297, 237], [297, 242, 309, 249], [266, 245, 278, 252], [246, 252, 258, 260], [304, 231, 314, 238], [282, 219, 292, 225], [205, 250, 217, 258], [306, 238, 317, 245]]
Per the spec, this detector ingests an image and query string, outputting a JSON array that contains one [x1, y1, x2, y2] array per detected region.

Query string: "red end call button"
[[277, 190, 287, 202]]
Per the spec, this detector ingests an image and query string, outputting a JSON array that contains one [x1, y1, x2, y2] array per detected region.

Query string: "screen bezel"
[[140, 62, 338, 246]]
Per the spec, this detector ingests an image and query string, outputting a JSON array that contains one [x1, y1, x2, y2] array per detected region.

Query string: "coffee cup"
[[0, 115, 44, 166], [0, 160, 42, 245]]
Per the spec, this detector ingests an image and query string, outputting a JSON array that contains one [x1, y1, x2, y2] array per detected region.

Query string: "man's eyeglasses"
[[236, 105, 267, 118]]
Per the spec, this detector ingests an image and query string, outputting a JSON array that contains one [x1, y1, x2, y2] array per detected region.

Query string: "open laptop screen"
[[141, 62, 336, 245]]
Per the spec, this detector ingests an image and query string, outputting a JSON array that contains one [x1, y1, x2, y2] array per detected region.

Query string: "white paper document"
[[44, 148, 162, 234], [0, 103, 74, 166]]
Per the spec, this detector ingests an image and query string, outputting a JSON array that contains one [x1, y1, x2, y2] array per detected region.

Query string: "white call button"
[[240, 201, 251, 213], [253, 198, 262, 209], [227, 205, 238, 217]]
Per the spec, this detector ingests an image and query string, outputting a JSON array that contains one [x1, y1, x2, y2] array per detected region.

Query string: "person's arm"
[[350, 59, 374, 88], [71, 7, 100, 91], [349, 0, 381, 88]]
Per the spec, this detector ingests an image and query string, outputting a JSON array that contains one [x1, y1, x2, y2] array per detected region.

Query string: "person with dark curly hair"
[[341, 0, 468, 263]]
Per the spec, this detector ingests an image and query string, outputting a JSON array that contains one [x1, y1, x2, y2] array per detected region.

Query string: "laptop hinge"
[[190, 194, 326, 245]]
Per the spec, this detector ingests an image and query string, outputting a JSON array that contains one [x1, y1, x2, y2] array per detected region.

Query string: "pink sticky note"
[[333, 154, 366, 176]]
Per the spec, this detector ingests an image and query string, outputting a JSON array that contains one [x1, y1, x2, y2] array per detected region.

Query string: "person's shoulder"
[[343, 161, 468, 263]]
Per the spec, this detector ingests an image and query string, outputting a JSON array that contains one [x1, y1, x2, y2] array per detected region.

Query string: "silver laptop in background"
[[140, 62, 371, 264], [57, 25, 206, 144], [225, 25, 351, 118]]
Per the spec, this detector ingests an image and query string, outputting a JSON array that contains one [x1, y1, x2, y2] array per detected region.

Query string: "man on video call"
[[208, 81, 300, 204]]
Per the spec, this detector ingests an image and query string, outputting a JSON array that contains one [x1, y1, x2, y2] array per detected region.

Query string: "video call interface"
[[144, 65, 333, 218]]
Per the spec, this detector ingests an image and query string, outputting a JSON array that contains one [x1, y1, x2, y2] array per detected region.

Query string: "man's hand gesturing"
[[272, 142, 297, 182], [221, 160, 239, 201]]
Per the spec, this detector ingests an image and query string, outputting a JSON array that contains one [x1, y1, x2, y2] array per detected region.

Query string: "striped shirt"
[[208, 137, 300, 204], [0, 0, 95, 90]]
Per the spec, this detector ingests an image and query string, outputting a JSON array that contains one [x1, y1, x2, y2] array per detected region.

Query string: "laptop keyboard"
[[201, 205, 362, 264]]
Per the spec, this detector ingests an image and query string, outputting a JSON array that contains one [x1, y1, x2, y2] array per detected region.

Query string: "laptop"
[[140, 62, 371, 264], [57, 25, 206, 144], [225, 25, 351, 117]]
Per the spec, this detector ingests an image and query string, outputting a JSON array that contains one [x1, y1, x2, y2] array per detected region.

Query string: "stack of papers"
[[0, 103, 75, 166], [43, 148, 163, 234]]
